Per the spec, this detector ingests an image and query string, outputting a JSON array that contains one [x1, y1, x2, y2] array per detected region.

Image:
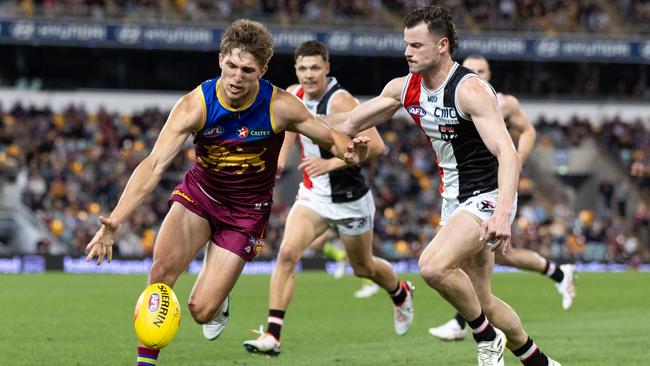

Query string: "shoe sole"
[[243, 343, 281, 357]]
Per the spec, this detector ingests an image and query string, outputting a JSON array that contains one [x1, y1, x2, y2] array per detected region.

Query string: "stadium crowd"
[[1, 102, 648, 265], [0, 0, 632, 33]]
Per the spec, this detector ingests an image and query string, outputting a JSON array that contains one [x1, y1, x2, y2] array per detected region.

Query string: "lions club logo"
[[246, 236, 265, 255], [237, 126, 249, 138], [148, 293, 161, 312]]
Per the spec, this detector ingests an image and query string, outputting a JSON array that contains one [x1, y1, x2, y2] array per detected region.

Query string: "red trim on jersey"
[[436, 158, 444, 194], [296, 86, 305, 100], [296, 135, 312, 189], [404, 74, 423, 128]]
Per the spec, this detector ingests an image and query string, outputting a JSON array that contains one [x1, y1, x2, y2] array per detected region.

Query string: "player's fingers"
[[501, 237, 511, 255], [298, 161, 307, 170], [85, 244, 96, 261], [96, 246, 105, 265], [108, 246, 113, 263]]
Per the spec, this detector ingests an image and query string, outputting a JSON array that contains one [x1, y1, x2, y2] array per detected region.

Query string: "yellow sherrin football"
[[133, 283, 181, 349]]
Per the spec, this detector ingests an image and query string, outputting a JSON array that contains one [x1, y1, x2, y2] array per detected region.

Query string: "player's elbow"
[[338, 118, 360, 136], [366, 140, 386, 160]]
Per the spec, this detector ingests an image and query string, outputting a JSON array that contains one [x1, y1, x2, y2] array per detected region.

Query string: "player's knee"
[[350, 262, 373, 278], [187, 298, 216, 324], [418, 259, 450, 286], [276, 244, 302, 267]]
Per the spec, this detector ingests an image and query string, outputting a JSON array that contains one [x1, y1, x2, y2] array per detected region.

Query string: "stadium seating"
[[1, 102, 647, 263]]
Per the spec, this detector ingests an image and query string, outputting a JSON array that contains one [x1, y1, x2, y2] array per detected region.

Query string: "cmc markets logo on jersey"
[[203, 126, 225, 138], [407, 105, 427, 118], [237, 126, 249, 138]]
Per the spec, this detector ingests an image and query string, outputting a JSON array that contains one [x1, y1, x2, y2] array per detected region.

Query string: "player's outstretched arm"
[[298, 91, 387, 177], [457, 78, 520, 254], [277, 131, 296, 177], [273, 88, 365, 165], [332, 77, 405, 136], [85, 88, 204, 265], [501, 94, 536, 164]]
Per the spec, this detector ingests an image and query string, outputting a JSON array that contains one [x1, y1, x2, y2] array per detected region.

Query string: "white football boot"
[[555, 264, 576, 310], [354, 282, 380, 298], [243, 325, 282, 356], [202, 295, 230, 340], [477, 328, 506, 366], [548, 358, 562, 366], [428, 318, 468, 341], [393, 281, 414, 336]]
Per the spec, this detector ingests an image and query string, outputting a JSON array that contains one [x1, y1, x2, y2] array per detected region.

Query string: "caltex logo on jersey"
[[237, 126, 249, 138], [407, 105, 427, 117]]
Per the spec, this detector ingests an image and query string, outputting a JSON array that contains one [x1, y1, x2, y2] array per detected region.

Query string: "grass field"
[[1, 271, 649, 365]]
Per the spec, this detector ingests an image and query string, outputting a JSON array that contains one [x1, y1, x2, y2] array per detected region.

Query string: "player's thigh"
[[150, 202, 212, 280], [420, 211, 483, 271], [189, 242, 246, 312], [460, 249, 495, 303], [280, 204, 329, 254], [339, 229, 373, 265]]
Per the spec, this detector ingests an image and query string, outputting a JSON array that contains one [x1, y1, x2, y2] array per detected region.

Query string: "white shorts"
[[440, 189, 517, 226], [293, 185, 375, 236]]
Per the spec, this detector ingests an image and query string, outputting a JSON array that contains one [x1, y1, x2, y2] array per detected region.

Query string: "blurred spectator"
[[0, 0, 632, 33], [1, 102, 648, 264]]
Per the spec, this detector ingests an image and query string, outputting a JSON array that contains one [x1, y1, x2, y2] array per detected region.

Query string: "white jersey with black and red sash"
[[401, 62, 498, 203], [292, 77, 369, 203]]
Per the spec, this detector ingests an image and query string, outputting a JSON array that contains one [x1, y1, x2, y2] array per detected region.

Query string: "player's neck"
[[218, 81, 259, 109], [420, 57, 454, 91], [303, 84, 327, 102]]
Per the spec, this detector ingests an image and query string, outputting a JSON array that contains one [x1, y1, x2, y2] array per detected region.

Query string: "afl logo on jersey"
[[203, 126, 225, 138], [407, 105, 427, 117], [237, 126, 249, 138]]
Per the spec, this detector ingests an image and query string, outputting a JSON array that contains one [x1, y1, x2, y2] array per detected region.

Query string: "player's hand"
[[85, 216, 120, 265], [479, 214, 511, 255], [298, 157, 333, 177], [343, 136, 370, 165]]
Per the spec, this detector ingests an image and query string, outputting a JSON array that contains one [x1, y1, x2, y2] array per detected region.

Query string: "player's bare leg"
[[244, 204, 327, 355], [419, 212, 506, 365], [192, 242, 246, 340], [430, 246, 577, 342], [341, 231, 414, 335], [138, 202, 212, 365], [465, 248, 558, 365], [496, 249, 576, 310]]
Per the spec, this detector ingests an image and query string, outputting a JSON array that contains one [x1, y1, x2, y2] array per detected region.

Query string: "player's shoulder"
[[329, 88, 359, 112], [285, 84, 301, 95], [497, 94, 521, 116], [382, 75, 410, 98]]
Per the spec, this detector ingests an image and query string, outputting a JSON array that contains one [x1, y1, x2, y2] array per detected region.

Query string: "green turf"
[[1, 271, 649, 365]]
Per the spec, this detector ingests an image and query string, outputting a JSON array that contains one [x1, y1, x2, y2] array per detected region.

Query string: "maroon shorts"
[[169, 176, 271, 262]]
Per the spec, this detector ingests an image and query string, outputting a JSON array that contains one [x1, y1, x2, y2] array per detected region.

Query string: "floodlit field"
[[1, 271, 648, 365]]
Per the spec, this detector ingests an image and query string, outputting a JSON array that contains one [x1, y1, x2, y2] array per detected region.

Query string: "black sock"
[[512, 337, 550, 366], [389, 281, 407, 305], [454, 312, 467, 329], [266, 309, 285, 340], [467, 311, 497, 343], [544, 261, 564, 283]]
